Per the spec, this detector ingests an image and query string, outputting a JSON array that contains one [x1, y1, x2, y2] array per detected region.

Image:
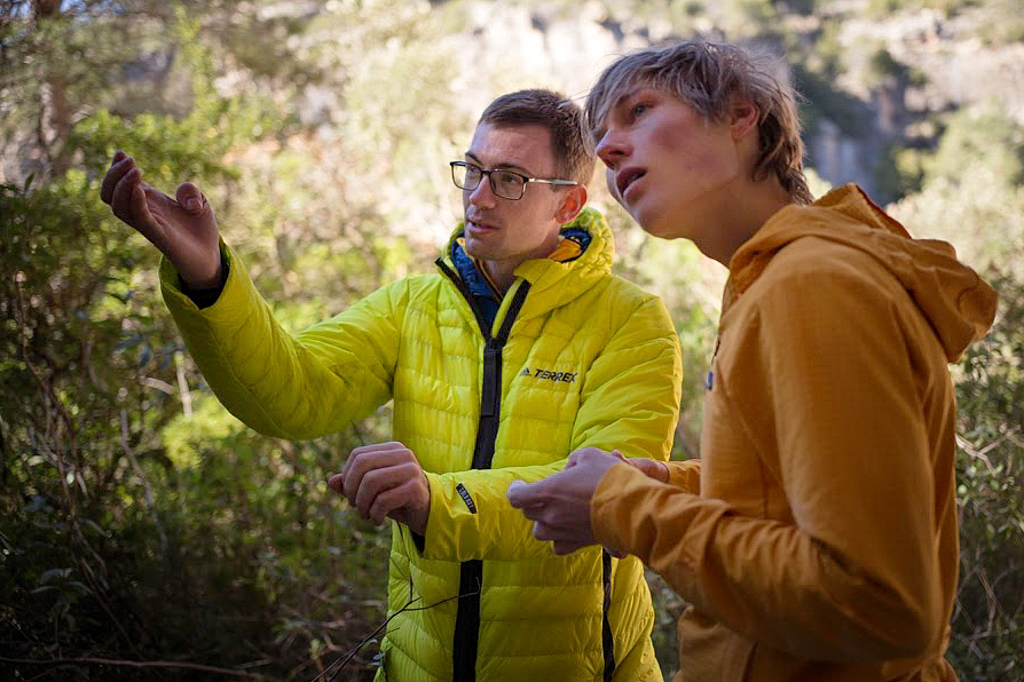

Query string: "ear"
[[554, 184, 588, 224], [729, 97, 760, 142]]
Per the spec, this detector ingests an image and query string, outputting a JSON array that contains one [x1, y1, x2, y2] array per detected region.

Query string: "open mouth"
[[616, 169, 645, 198]]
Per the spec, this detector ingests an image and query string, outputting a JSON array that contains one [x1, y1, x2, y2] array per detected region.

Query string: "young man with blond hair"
[[509, 42, 997, 682], [101, 88, 681, 681]]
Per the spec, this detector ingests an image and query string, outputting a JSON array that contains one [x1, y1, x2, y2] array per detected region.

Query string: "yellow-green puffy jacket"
[[159, 208, 682, 681]]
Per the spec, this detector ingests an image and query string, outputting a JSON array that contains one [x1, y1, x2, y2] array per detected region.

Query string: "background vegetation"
[[1, 0, 1021, 680]]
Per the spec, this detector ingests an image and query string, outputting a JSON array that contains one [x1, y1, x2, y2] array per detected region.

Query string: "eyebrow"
[[592, 87, 645, 141], [464, 152, 534, 176], [596, 83, 670, 143]]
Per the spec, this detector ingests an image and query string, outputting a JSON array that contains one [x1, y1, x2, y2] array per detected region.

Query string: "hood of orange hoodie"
[[724, 184, 998, 362]]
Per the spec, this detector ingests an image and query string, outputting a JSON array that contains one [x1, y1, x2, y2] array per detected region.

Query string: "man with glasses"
[[100, 89, 682, 681]]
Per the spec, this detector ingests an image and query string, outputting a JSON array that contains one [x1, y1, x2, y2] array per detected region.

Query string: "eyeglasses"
[[450, 161, 578, 201]]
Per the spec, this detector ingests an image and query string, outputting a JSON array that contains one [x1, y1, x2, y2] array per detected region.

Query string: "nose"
[[594, 128, 629, 170], [467, 174, 498, 208]]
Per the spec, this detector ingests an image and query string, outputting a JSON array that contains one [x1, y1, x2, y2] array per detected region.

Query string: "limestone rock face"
[[443, 1, 1022, 202]]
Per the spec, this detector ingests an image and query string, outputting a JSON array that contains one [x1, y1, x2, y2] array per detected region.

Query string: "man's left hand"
[[506, 447, 625, 555]]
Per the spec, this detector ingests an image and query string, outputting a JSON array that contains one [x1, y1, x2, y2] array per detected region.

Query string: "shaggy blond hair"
[[586, 40, 812, 204]]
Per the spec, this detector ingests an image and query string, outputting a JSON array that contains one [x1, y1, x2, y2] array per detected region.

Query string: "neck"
[[701, 179, 794, 267], [479, 235, 560, 295], [479, 259, 515, 295]]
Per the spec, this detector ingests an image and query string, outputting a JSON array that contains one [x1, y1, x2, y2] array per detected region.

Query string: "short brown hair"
[[479, 89, 596, 186], [585, 40, 812, 204]]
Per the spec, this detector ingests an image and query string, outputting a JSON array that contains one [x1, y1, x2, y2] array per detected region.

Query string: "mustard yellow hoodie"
[[591, 185, 998, 682]]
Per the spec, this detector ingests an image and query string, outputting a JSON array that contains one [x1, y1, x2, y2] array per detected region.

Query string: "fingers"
[[625, 458, 670, 482], [104, 156, 160, 237], [108, 165, 142, 225], [340, 440, 404, 481], [334, 442, 429, 531], [567, 446, 608, 467], [367, 478, 421, 525], [175, 182, 207, 215], [506, 478, 546, 510], [341, 441, 412, 501], [531, 520, 600, 556], [353, 460, 420, 520], [101, 153, 132, 205]]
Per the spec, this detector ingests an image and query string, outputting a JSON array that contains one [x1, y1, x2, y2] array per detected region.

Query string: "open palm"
[[100, 151, 223, 289]]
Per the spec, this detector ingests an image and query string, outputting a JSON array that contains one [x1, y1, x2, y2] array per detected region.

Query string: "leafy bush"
[[949, 274, 1024, 681]]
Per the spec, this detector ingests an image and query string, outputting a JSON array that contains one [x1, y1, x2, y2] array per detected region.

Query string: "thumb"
[[506, 479, 539, 508], [627, 458, 669, 482], [327, 473, 345, 494], [175, 182, 207, 215]]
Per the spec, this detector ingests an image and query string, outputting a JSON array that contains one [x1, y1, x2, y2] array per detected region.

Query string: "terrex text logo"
[[520, 367, 578, 384]]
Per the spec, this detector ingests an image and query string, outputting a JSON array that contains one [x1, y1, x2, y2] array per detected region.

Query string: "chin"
[[633, 208, 670, 239], [638, 202, 695, 240], [462, 239, 495, 261], [462, 235, 481, 255]]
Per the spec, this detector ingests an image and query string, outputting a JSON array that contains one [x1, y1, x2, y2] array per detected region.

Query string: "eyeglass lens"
[[454, 163, 526, 200]]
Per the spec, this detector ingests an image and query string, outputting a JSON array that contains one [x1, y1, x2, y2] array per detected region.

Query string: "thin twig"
[[0, 656, 274, 679], [316, 588, 480, 682]]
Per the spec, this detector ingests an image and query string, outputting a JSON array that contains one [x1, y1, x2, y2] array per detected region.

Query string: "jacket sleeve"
[[665, 459, 700, 492], [591, 264, 947, 662], [419, 295, 683, 562], [160, 242, 398, 439]]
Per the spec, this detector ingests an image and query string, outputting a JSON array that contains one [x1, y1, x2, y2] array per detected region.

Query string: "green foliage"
[[606, 206, 723, 459], [0, 4, 398, 679], [890, 110, 1024, 280], [889, 127, 1024, 680], [3, 1, 1024, 680], [949, 274, 1024, 680], [924, 105, 1024, 188], [866, 47, 926, 90]]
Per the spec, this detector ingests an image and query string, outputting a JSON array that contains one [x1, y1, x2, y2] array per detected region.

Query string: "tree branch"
[[0, 656, 274, 680]]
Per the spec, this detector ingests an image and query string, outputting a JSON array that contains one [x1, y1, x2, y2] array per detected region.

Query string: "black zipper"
[[602, 550, 616, 681], [438, 258, 531, 682]]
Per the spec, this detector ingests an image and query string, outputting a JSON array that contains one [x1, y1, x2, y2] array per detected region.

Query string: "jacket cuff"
[[159, 241, 253, 329], [591, 462, 646, 555], [666, 459, 701, 493], [412, 471, 444, 557], [177, 252, 230, 309]]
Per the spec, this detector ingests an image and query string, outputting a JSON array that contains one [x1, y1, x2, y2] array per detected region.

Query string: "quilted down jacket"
[[160, 207, 682, 681]]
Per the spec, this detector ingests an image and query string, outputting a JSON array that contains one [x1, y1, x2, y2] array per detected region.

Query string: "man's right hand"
[[328, 441, 431, 536], [100, 151, 223, 289]]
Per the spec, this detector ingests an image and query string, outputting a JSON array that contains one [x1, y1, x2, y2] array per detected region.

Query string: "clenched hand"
[[328, 442, 431, 536]]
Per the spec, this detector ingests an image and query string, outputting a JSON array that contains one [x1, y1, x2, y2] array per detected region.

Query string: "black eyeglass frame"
[[450, 160, 578, 200]]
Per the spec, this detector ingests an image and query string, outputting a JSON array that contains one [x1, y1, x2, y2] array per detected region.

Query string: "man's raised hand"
[[100, 151, 223, 289]]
